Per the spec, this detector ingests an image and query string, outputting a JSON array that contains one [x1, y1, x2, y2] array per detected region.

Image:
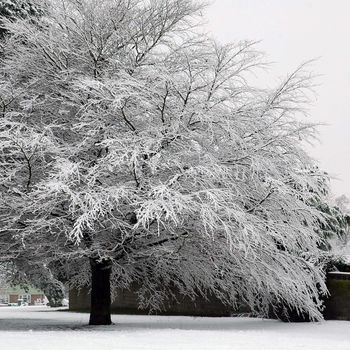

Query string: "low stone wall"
[[324, 272, 350, 320], [70, 273, 350, 319], [69, 286, 233, 316], [69, 287, 90, 311]]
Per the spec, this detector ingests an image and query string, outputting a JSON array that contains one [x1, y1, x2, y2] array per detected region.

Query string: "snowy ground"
[[1, 307, 350, 350]]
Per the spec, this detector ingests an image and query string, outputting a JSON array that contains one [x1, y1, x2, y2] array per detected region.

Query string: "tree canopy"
[[0, 0, 334, 324]]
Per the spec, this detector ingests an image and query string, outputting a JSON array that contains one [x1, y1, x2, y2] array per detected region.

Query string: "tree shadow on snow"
[[113, 317, 285, 332], [0, 312, 292, 333]]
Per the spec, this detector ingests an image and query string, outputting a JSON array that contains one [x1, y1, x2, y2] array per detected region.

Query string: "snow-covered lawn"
[[1, 307, 350, 350]]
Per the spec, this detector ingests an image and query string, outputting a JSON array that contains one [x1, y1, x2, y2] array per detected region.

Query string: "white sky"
[[205, 0, 350, 199]]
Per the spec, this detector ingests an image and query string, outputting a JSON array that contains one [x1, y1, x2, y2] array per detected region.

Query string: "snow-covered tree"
[[1, 260, 65, 306], [0, 0, 43, 39], [314, 200, 350, 250], [335, 194, 350, 214], [1, 0, 331, 325], [321, 194, 350, 269]]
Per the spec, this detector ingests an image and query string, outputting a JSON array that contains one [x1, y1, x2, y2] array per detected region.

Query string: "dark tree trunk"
[[89, 258, 112, 325]]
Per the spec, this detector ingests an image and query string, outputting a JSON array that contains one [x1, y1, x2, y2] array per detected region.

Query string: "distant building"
[[0, 285, 45, 305]]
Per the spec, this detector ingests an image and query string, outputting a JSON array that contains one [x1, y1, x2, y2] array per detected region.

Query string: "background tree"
[[272, 175, 350, 321], [321, 194, 350, 271], [0, 0, 332, 325], [335, 194, 350, 214], [1, 261, 65, 306]]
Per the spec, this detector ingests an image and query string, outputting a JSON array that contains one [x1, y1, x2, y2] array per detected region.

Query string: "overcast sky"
[[205, 0, 350, 199]]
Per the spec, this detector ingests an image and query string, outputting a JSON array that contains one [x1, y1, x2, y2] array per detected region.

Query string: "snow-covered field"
[[1, 306, 350, 350]]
